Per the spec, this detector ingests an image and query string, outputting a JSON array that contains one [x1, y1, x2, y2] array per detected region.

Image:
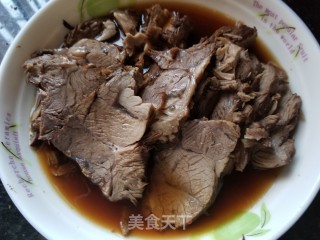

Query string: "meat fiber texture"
[[25, 39, 153, 204]]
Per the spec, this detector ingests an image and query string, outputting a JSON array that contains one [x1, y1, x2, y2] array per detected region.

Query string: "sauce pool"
[[37, 145, 281, 238], [36, 2, 282, 238]]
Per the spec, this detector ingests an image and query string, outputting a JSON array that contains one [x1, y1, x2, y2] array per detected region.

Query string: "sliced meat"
[[142, 4, 191, 48], [250, 137, 295, 169], [210, 38, 256, 124], [236, 50, 261, 82], [24, 39, 126, 140], [142, 39, 215, 141], [244, 115, 280, 141], [24, 40, 154, 204], [214, 38, 242, 81], [247, 91, 301, 169], [95, 19, 117, 41], [181, 120, 240, 162], [233, 141, 250, 172], [25, 55, 105, 140], [161, 11, 192, 48], [275, 91, 301, 126], [143, 4, 171, 42], [211, 93, 241, 122], [252, 62, 288, 120], [251, 92, 301, 168], [123, 32, 148, 57], [234, 90, 300, 171], [70, 38, 126, 66], [121, 4, 192, 70], [142, 119, 240, 228], [191, 76, 220, 119]]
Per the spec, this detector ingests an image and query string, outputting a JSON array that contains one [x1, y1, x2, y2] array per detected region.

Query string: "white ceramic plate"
[[0, 0, 319, 239]]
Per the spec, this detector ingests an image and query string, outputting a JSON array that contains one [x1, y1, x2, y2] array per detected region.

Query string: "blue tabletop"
[[0, 0, 319, 239]]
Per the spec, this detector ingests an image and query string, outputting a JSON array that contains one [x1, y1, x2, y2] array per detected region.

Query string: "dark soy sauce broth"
[[36, 2, 282, 238]]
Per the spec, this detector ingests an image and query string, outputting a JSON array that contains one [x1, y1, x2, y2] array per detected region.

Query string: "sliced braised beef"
[[142, 119, 240, 228], [142, 39, 215, 141], [26, 4, 302, 235], [249, 91, 301, 169], [252, 62, 288, 120], [25, 39, 154, 204]]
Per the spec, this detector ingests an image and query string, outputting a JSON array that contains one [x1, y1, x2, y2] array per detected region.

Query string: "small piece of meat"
[[70, 38, 126, 66], [123, 32, 148, 57], [215, 22, 257, 48], [121, 4, 193, 69], [245, 127, 269, 141], [250, 137, 295, 169], [142, 39, 215, 141], [276, 91, 301, 126], [143, 4, 171, 42], [252, 62, 288, 120], [191, 76, 220, 118], [244, 115, 280, 141], [114, 10, 138, 35], [142, 119, 240, 229], [214, 38, 242, 81], [142, 4, 191, 48], [95, 19, 117, 41], [245, 117, 274, 139], [232, 104, 254, 125], [236, 50, 261, 82], [64, 19, 104, 47], [161, 11, 192, 47], [211, 93, 241, 122], [249, 91, 301, 169]]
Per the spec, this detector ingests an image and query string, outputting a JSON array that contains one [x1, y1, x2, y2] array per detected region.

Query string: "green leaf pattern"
[[260, 203, 271, 228], [210, 212, 260, 240], [191, 203, 272, 240], [80, 0, 137, 20]]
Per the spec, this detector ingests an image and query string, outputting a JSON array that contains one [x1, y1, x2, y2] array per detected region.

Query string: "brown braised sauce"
[[36, 2, 282, 238]]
